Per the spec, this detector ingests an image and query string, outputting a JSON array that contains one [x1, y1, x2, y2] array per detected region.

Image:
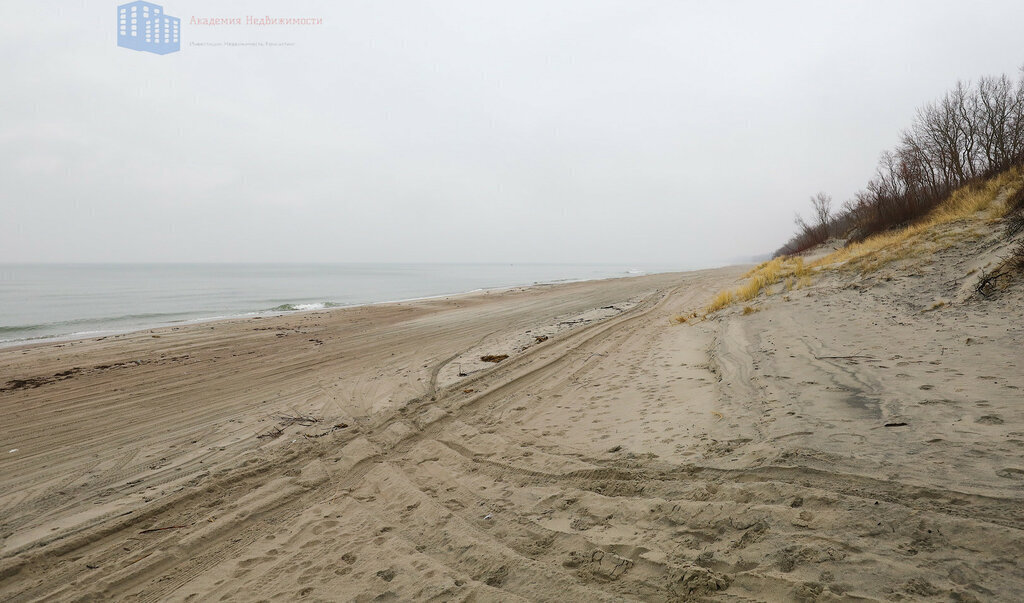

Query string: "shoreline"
[[0, 267, 680, 351]]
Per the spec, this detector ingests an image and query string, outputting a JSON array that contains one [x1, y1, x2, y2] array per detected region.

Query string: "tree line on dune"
[[778, 67, 1024, 257]]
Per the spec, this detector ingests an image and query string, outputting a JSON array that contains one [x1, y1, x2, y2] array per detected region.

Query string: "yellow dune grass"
[[696, 166, 1023, 317]]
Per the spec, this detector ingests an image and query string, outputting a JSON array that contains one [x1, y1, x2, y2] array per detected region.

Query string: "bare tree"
[[811, 192, 832, 237], [788, 192, 834, 252], [950, 81, 981, 179], [793, 212, 811, 236], [976, 75, 1014, 172]]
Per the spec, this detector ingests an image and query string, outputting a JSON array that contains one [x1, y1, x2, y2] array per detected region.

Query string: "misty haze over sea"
[[0, 263, 683, 345]]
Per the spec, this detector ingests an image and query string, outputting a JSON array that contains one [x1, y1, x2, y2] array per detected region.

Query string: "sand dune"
[[1, 250, 1022, 600]]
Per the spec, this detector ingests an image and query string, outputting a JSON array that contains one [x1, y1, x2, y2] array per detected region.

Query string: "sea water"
[[0, 263, 681, 346]]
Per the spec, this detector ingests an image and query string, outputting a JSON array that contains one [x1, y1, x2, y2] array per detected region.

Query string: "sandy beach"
[[1, 254, 1022, 601], [9, 1, 1024, 600]]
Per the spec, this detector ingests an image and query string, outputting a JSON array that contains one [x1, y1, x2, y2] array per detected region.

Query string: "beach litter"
[[304, 423, 349, 438], [257, 426, 284, 440], [481, 355, 509, 363], [277, 414, 321, 427]]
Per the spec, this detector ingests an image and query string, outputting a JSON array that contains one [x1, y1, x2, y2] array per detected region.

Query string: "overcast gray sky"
[[1, 1, 1022, 266]]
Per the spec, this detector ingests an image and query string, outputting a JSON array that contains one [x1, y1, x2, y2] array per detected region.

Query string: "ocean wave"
[[0, 328, 114, 345], [0, 311, 189, 335], [0, 324, 47, 334], [268, 302, 343, 312]]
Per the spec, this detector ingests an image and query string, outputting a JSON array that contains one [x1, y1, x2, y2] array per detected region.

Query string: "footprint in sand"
[[829, 433, 866, 444], [772, 432, 813, 441], [996, 468, 1024, 479], [976, 415, 1004, 425]]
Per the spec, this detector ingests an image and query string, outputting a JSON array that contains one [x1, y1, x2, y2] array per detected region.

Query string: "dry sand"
[[0, 251, 1022, 601]]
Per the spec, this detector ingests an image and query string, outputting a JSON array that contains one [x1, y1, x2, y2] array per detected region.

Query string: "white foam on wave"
[[291, 302, 327, 311]]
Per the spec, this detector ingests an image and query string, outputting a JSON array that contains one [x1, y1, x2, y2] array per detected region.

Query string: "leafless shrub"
[[1011, 240, 1024, 272], [1007, 213, 1024, 237], [1005, 186, 1024, 237], [976, 268, 1008, 297], [777, 193, 834, 255]]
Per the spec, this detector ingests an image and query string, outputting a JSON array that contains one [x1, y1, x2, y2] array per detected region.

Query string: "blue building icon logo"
[[117, 1, 180, 55]]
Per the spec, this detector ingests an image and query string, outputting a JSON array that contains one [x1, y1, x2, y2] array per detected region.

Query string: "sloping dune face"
[[1, 252, 1023, 601]]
